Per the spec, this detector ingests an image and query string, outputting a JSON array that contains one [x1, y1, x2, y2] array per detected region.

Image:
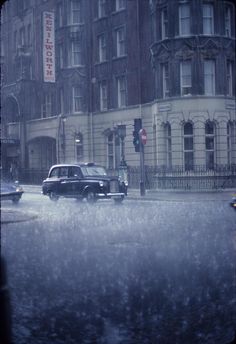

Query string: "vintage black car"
[[42, 163, 127, 203], [1, 180, 24, 204]]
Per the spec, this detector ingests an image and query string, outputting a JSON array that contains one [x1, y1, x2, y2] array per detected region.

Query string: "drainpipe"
[[89, 111, 94, 161]]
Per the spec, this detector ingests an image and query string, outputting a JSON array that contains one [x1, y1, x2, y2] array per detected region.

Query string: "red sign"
[[139, 128, 147, 145], [43, 12, 55, 83]]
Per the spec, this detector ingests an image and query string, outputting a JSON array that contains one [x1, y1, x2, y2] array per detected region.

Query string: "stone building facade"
[[1, 0, 235, 187]]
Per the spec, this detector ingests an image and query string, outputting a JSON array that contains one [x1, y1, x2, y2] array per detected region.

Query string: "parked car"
[[1, 180, 24, 204], [42, 163, 127, 204], [230, 194, 236, 210]]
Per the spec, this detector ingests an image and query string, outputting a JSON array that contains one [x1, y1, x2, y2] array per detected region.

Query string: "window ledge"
[[95, 61, 108, 66], [93, 16, 109, 22], [111, 9, 126, 15], [112, 55, 127, 61], [65, 65, 85, 69]]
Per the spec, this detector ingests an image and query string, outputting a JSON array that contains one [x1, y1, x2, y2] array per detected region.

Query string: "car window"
[[59, 167, 69, 177], [81, 166, 107, 176], [69, 167, 82, 178], [50, 168, 60, 178]]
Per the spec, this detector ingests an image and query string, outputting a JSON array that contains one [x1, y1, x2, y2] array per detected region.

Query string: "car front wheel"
[[86, 190, 96, 204], [49, 191, 59, 202]]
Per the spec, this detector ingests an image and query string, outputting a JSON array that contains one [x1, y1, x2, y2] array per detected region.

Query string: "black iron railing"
[[127, 164, 236, 190]]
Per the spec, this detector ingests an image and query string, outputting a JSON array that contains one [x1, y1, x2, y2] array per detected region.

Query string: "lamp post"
[[58, 114, 67, 163], [117, 125, 128, 193], [117, 125, 126, 166]]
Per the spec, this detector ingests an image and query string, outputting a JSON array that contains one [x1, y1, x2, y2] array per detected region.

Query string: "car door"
[[58, 166, 70, 195], [67, 166, 83, 197]]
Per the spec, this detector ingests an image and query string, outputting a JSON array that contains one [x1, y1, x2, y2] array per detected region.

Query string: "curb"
[[20, 185, 233, 202]]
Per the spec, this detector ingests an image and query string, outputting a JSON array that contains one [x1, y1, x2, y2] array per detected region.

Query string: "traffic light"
[[133, 118, 142, 152]]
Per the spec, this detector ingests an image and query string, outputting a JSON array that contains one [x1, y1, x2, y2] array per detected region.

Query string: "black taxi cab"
[[42, 163, 127, 204]]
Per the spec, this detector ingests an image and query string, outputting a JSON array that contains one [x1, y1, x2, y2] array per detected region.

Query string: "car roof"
[[50, 162, 102, 169]]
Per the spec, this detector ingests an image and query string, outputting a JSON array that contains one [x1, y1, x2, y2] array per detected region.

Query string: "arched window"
[[165, 123, 172, 168], [183, 122, 194, 171], [205, 121, 215, 169]]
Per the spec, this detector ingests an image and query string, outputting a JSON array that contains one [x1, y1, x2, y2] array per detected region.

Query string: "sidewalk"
[[21, 184, 235, 202]]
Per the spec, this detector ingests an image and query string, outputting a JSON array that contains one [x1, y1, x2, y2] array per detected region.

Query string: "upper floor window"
[[183, 122, 194, 171], [59, 89, 64, 115], [42, 93, 53, 118], [161, 8, 168, 39], [115, 27, 125, 57], [69, 0, 82, 24], [98, 34, 107, 62], [179, 3, 190, 36], [180, 61, 192, 96], [225, 5, 232, 37], [58, 3, 63, 27], [73, 86, 83, 113], [71, 41, 82, 66], [98, 0, 106, 18], [116, 0, 126, 11], [59, 45, 63, 68], [22, 0, 29, 11], [14, 31, 17, 51], [226, 60, 233, 96], [117, 76, 127, 108], [27, 24, 32, 45], [205, 121, 215, 169], [19, 27, 25, 46], [203, 3, 214, 35], [1, 39, 5, 58], [162, 63, 170, 98], [100, 81, 108, 110], [204, 60, 215, 95], [1, 4, 6, 23]]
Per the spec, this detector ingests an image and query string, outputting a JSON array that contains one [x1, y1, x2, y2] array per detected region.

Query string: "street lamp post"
[[58, 114, 67, 163], [117, 125, 128, 192], [117, 125, 126, 166]]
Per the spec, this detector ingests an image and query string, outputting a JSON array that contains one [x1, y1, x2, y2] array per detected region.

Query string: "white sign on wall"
[[43, 12, 55, 83]]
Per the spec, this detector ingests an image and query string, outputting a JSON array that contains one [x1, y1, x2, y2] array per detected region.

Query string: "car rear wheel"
[[12, 197, 20, 204], [86, 190, 96, 204], [49, 191, 59, 202], [114, 196, 124, 204]]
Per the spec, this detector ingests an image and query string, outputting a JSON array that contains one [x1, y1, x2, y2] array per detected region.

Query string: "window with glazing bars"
[[183, 122, 194, 171], [205, 121, 215, 169]]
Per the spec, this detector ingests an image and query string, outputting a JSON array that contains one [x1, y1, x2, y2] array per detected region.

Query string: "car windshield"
[[81, 166, 107, 176]]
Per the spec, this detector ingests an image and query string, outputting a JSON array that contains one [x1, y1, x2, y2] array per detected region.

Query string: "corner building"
[[1, 0, 235, 188]]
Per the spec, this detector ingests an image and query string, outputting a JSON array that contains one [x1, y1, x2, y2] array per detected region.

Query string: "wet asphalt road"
[[1, 193, 236, 344]]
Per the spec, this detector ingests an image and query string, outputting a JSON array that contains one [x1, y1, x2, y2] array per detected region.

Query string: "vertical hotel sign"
[[43, 12, 55, 82]]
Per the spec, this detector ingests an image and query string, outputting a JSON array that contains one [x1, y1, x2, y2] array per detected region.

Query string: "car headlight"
[[16, 187, 23, 192], [99, 181, 104, 187]]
